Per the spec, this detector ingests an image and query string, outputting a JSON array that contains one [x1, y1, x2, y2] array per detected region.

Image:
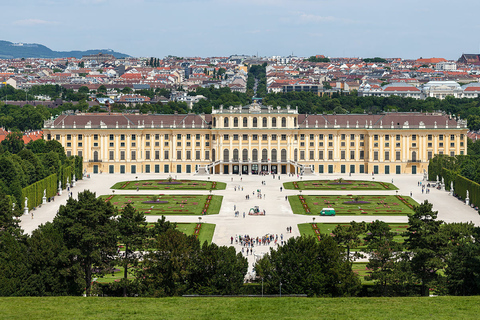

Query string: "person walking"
[[243, 211, 246, 218]]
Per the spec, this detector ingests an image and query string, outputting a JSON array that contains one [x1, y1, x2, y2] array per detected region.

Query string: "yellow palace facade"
[[43, 103, 468, 176]]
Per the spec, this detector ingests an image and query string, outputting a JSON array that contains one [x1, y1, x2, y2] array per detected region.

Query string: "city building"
[[43, 103, 468, 176]]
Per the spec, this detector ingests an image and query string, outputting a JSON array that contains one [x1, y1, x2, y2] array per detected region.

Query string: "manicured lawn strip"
[[352, 262, 374, 284], [297, 223, 409, 251], [111, 179, 226, 190], [175, 223, 215, 245], [289, 195, 417, 215], [94, 267, 125, 284], [0, 296, 479, 319], [283, 180, 398, 190], [101, 194, 223, 215]]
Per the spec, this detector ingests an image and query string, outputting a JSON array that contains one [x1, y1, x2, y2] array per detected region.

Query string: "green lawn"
[[101, 194, 223, 215], [352, 262, 374, 284], [289, 195, 417, 215], [175, 222, 216, 244], [298, 222, 409, 248], [1, 296, 479, 319], [111, 179, 226, 190], [284, 179, 397, 190]]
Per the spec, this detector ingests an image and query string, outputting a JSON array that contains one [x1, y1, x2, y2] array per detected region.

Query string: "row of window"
[[317, 164, 418, 175], [216, 116, 293, 128], [58, 133, 465, 143], [99, 164, 194, 174], [92, 150, 211, 161], [62, 133, 211, 141]]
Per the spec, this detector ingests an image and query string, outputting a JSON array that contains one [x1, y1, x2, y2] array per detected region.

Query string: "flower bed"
[[142, 200, 169, 204], [193, 223, 202, 238], [343, 201, 371, 204], [396, 195, 414, 210]]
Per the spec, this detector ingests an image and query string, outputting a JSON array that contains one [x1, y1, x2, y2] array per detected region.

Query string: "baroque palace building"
[[43, 102, 468, 176]]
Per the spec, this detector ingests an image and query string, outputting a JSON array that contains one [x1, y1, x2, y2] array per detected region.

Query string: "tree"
[[27, 222, 83, 295], [1, 132, 24, 154], [138, 228, 199, 297], [364, 220, 406, 296], [332, 221, 366, 262], [403, 200, 447, 296], [53, 190, 118, 296], [441, 222, 480, 295], [122, 87, 133, 94], [187, 242, 247, 295], [97, 85, 107, 94], [116, 204, 147, 297], [255, 236, 361, 297], [78, 86, 89, 94], [0, 230, 30, 296]]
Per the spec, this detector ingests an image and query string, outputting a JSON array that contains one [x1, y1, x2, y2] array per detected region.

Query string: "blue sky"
[[2, 0, 480, 59]]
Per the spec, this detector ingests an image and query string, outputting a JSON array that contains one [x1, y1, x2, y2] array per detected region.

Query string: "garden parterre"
[[289, 195, 418, 215], [101, 194, 222, 215], [110, 179, 226, 190], [283, 179, 397, 190]]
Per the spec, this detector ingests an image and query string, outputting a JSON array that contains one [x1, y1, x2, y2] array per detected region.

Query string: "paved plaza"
[[20, 173, 480, 274]]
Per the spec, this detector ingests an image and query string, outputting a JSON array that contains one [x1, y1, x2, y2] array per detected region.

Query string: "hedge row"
[[440, 168, 480, 208], [21, 174, 57, 210]]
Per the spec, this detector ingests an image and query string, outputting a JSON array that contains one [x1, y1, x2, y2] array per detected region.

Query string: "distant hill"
[[0, 40, 130, 59]]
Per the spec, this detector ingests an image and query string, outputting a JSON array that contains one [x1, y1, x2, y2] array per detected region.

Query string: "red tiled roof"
[[383, 86, 420, 92]]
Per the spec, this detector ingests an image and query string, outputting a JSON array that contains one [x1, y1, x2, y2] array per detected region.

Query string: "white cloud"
[[13, 19, 58, 26]]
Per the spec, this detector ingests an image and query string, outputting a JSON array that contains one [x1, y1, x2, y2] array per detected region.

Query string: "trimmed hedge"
[[21, 174, 57, 210], [440, 168, 480, 208]]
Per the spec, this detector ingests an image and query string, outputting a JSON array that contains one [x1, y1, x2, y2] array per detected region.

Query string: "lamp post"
[[261, 277, 264, 297], [279, 282, 282, 297]]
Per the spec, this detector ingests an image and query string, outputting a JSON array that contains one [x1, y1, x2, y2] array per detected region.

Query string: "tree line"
[[0, 192, 248, 297], [0, 133, 80, 210]]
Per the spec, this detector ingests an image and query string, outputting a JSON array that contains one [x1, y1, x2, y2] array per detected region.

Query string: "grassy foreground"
[[0, 296, 479, 319]]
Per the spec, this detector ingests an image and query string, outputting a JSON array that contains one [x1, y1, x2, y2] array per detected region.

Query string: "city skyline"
[[2, 0, 480, 60]]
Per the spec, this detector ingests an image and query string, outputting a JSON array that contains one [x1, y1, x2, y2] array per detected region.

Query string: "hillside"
[[0, 40, 129, 59]]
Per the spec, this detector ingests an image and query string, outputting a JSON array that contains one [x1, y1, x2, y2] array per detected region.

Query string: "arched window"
[[271, 149, 277, 162], [412, 151, 417, 162], [212, 149, 216, 162], [242, 149, 248, 161], [233, 117, 238, 127], [272, 117, 277, 127], [253, 117, 258, 128], [93, 150, 99, 161], [224, 117, 229, 127], [294, 148, 298, 162], [233, 149, 239, 161], [213, 117, 217, 127], [281, 117, 286, 128], [281, 149, 287, 162], [252, 149, 258, 161], [294, 117, 297, 127], [243, 117, 248, 127], [223, 149, 229, 162], [262, 117, 267, 128], [262, 149, 268, 161]]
